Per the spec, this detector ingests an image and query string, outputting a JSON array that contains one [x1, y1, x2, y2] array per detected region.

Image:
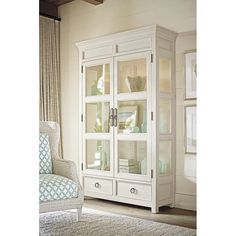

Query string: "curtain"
[[39, 16, 62, 156]]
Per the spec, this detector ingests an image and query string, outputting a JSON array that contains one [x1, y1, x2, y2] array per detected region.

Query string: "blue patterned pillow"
[[39, 133, 52, 174]]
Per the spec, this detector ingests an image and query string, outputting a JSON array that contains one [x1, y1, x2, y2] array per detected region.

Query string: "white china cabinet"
[[76, 25, 177, 213]]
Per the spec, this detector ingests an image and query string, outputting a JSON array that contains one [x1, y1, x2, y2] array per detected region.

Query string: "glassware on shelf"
[[86, 140, 110, 171]]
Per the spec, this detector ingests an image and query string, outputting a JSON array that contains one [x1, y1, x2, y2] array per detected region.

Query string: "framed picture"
[[185, 51, 197, 99], [118, 105, 138, 133], [185, 105, 197, 154]]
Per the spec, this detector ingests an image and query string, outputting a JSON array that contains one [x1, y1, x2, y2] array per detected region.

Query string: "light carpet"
[[40, 208, 196, 236]]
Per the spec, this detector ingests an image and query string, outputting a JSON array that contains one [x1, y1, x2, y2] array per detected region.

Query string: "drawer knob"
[[94, 182, 100, 188], [130, 187, 137, 194]]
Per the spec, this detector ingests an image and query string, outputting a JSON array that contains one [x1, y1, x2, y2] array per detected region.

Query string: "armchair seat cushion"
[[39, 174, 78, 202]]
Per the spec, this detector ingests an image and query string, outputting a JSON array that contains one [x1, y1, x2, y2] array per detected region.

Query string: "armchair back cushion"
[[39, 133, 53, 174]]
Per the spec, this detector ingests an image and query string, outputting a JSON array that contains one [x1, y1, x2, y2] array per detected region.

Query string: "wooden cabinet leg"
[[151, 206, 159, 214]]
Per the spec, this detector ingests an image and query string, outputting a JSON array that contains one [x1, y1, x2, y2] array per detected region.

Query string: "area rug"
[[40, 208, 196, 236]]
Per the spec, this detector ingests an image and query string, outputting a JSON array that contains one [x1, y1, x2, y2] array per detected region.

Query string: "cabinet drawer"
[[116, 181, 151, 202], [84, 177, 113, 196]]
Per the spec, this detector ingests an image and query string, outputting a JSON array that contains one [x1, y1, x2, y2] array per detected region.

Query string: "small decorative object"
[[125, 76, 146, 92], [141, 123, 147, 133], [185, 105, 197, 153], [185, 51, 197, 99], [131, 126, 140, 133], [118, 105, 138, 132], [101, 152, 107, 171], [91, 80, 102, 96], [93, 145, 103, 169], [141, 110, 147, 133], [119, 158, 140, 174]]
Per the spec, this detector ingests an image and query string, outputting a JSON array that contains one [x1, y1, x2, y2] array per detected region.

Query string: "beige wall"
[[175, 32, 196, 210], [58, 0, 196, 210]]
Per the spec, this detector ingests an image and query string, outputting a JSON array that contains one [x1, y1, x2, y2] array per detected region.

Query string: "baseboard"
[[175, 193, 196, 211]]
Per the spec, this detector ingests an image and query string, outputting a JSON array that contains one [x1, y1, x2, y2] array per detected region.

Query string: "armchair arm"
[[52, 158, 83, 193]]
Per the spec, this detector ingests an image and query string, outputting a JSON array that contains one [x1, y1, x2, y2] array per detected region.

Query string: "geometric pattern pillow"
[[39, 174, 78, 202], [39, 133, 52, 174]]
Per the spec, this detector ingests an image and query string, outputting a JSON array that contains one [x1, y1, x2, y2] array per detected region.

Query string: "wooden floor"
[[84, 198, 196, 229]]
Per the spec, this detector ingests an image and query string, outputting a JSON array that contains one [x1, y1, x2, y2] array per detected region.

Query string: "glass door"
[[158, 56, 174, 176], [114, 52, 152, 181], [82, 58, 113, 176]]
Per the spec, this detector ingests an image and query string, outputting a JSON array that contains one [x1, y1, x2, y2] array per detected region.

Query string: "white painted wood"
[[83, 45, 113, 60], [76, 25, 177, 213], [116, 181, 152, 202], [85, 191, 152, 208], [158, 198, 174, 207], [84, 177, 113, 196], [84, 95, 111, 103], [158, 38, 172, 51], [117, 92, 147, 101], [84, 133, 111, 140], [117, 38, 152, 53], [158, 183, 172, 201], [116, 133, 147, 141]]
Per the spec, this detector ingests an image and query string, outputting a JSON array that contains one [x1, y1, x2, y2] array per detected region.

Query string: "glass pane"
[[86, 140, 110, 171], [158, 141, 172, 175], [118, 58, 147, 93], [118, 141, 147, 175], [159, 58, 171, 93], [159, 99, 171, 134], [86, 102, 110, 133], [86, 64, 110, 96], [118, 100, 147, 134]]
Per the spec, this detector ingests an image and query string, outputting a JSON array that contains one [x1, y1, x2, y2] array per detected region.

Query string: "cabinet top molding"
[[76, 24, 177, 49]]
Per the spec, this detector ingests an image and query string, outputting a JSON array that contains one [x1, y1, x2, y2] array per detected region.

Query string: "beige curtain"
[[39, 16, 62, 156]]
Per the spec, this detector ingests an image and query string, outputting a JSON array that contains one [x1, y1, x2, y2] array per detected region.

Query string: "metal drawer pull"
[[94, 182, 100, 188], [130, 187, 137, 194]]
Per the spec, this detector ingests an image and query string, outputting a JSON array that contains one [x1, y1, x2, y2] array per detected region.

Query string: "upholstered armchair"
[[39, 121, 84, 220]]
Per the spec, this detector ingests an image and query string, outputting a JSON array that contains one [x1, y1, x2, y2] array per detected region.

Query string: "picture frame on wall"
[[185, 51, 197, 99], [185, 105, 197, 154]]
